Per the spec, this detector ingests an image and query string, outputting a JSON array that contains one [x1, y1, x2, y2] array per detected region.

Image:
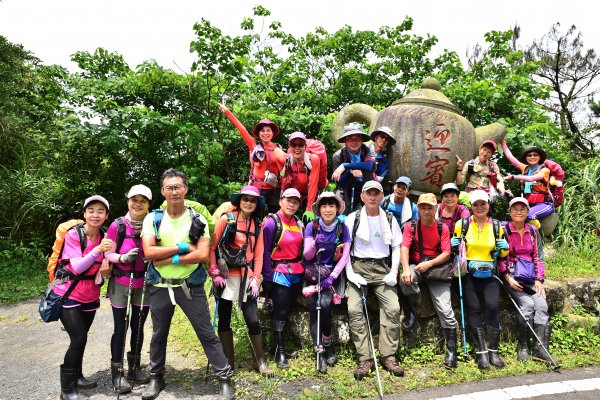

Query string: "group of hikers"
[[46, 109, 563, 400]]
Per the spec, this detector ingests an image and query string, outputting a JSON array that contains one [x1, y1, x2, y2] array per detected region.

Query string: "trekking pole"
[[206, 284, 221, 376], [493, 276, 560, 372], [117, 270, 135, 399], [315, 248, 325, 372], [360, 285, 383, 400], [350, 186, 356, 212], [455, 254, 471, 361]]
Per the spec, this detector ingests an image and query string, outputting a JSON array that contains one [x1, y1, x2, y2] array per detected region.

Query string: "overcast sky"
[[1, 0, 598, 72]]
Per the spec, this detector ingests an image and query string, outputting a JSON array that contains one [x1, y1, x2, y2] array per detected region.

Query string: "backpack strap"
[[382, 195, 391, 211], [269, 213, 283, 255], [188, 206, 206, 244], [349, 206, 362, 257], [152, 209, 164, 243]]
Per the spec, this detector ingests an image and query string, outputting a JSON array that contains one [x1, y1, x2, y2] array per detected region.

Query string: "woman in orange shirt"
[[220, 104, 286, 213], [209, 185, 272, 376]]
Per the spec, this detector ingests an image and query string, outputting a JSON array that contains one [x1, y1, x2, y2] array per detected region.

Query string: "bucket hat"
[[312, 191, 345, 216], [337, 122, 370, 143], [370, 126, 396, 145], [231, 185, 266, 210], [520, 146, 547, 164]]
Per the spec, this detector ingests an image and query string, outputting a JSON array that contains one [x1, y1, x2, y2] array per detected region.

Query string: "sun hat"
[[417, 193, 438, 206], [312, 192, 345, 216], [362, 180, 384, 193], [83, 195, 110, 210], [288, 132, 307, 143], [251, 118, 280, 137], [440, 182, 460, 196], [231, 185, 266, 210], [480, 140, 497, 151], [509, 196, 530, 211], [395, 176, 412, 188], [520, 146, 547, 164], [469, 189, 489, 204], [127, 184, 152, 201], [281, 188, 302, 199], [337, 122, 371, 143], [370, 126, 397, 145]]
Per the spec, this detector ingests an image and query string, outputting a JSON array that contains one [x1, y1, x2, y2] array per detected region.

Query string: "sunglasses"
[[240, 196, 258, 203], [289, 141, 305, 148]]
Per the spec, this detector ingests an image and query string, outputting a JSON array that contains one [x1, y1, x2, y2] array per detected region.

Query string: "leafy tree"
[[526, 23, 600, 155]]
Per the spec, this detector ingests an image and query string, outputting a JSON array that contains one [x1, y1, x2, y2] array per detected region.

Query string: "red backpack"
[[544, 159, 565, 207], [286, 139, 329, 190]]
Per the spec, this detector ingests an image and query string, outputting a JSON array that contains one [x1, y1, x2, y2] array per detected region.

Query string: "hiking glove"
[[320, 275, 335, 290], [450, 237, 462, 247], [303, 211, 315, 224], [212, 275, 226, 288], [347, 271, 367, 287], [176, 242, 190, 254], [383, 270, 398, 286], [121, 248, 139, 263], [495, 238, 509, 251], [249, 278, 259, 298]]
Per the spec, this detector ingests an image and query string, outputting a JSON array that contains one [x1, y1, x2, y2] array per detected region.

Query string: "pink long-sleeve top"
[[105, 217, 146, 289], [498, 221, 545, 281], [52, 229, 104, 303], [261, 211, 304, 281]]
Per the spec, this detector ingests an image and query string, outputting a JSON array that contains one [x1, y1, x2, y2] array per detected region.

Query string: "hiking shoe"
[[380, 357, 404, 376], [353, 359, 374, 380]]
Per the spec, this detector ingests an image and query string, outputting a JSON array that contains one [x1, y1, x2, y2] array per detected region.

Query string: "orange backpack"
[[47, 220, 85, 282]]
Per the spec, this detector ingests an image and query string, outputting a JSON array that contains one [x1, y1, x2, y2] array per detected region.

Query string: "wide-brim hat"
[[230, 185, 266, 210], [370, 126, 397, 145], [251, 119, 280, 137], [312, 191, 345, 216], [520, 146, 547, 164], [337, 122, 370, 143]]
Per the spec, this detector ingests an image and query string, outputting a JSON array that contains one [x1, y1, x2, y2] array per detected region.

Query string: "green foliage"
[[0, 239, 48, 304]]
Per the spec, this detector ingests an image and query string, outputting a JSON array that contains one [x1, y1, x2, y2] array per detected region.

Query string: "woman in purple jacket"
[[103, 185, 153, 393], [499, 197, 557, 364]]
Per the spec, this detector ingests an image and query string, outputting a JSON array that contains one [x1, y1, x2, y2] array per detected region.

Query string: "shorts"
[[108, 278, 150, 308]]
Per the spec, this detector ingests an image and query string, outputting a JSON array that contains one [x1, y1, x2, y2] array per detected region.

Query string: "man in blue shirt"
[[381, 176, 418, 230]]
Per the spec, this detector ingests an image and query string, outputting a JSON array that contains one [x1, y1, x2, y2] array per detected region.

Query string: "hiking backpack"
[[152, 206, 207, 244], [284, 139, 329, 190], [543, 159, 565, 207], [47, 220, 105, 282], [268, 212, 304, 255], [381, 194, 415, 230], [219, 211, 261, 252]]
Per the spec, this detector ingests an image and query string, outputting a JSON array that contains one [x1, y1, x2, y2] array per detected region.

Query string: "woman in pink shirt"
[[52, 195, 112, 400], [103, 185, 153, 393]]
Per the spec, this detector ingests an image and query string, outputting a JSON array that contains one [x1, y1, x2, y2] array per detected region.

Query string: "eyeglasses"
[[240, 196, 258, 203], [164, 184, 185, 192], [510, 207, 529, 214], [527, 153, 539, 157], [289, 141, 305, 148]]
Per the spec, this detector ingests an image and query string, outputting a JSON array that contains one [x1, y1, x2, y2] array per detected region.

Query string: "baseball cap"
[[83, 195, 110, 210], [281, 188, 301, 199], [417, 193, 438, 206], [509, 197, 530, 210], [288, 132, 307, 143], [469, 190, 489, 204], [362, 180, 384, 193], [127, 184, 152, 200], [480, 140, 497, 151], [440, 182, 460, 196], [395, 176, 412, 188]]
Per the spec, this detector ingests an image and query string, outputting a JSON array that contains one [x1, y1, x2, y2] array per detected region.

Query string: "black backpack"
[[268, 212, 304, 255]]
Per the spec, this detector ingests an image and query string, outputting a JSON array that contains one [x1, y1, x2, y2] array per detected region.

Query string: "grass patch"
[[544, 243, 600, 279], [0, 239, 48, 305]]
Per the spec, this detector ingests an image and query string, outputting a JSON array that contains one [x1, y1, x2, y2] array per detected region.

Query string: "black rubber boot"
[[60, 364, 87, 400], [472, 327, 490, 370], [487, 326, 505, 368], [141, 372, 166, 400], [316, 353, 327, 374], [76, 360, 97, 390], [322, 335, 337, 367], [111, 361, 131, 394], [443, 328, 458, 369], [533, 324, 560, 364], [517, 321, 531, 361], [127, 351, 150, 384], [219, 377, 235, 399], [218, 330, 235, 370], [399, 293, 419, 331], [272, 320, 289, 369]]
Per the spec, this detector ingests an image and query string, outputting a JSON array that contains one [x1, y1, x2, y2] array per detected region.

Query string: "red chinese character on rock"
[[424, 124, 452, 152], [421, 156, 449, 187]]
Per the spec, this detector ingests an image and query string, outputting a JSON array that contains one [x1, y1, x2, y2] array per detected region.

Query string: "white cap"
[[469, 190, 489, 204], [127, 184, 152, 200], [83, 195, 110, 210]]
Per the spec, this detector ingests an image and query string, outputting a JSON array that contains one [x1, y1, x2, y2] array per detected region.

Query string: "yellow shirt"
[[453, 217, 508, 261]]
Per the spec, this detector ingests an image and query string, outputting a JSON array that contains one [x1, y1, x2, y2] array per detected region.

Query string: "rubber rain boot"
[[322, 335, 337, 367], [111, 361, 131, 394], [472, 327, 490, 370], [141, 372, 166, 400], [60, 364, 87, 400], [272, 320, 289, 369], [533, 324, 560, 364], [443, 327, 458, 368], [218, 330, 235, 371], [487, 326, 505, 368], [516, 321, 531, 361], [219, 377, 235, 399], [76, 360, 97, 390], [249, 333, 273, 376]]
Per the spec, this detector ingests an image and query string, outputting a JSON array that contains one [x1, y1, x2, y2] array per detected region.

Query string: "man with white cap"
[[400, 193, 458, 368], [332, 123, 376, 215], [344, 180, 404, 379], [281, 131, 321, 220]]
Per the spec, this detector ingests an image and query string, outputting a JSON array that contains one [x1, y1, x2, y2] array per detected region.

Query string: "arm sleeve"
[[501, 140, 522, 169], [260, 218, 276, 282], [209, 215, 228, 266], [303, 223, 316, 261], [513, 167, 549, 182], [252, 221, 264, 279], [104, 221, 121, 263], [223, 108, 256, 151], [342, 160, 375, 173], [63, 230, 100, 275], [306, 154, 320, 211]]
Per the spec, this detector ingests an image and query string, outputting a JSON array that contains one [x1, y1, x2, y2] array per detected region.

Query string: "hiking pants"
[[60, 307, 96, 369], [147, 285, 232, 378], [217, 297, 261, 335], [504, 281, 549, 325], [462, 274, 501, 329], [306, 288, 334, 345], [400, 264, 457, 329], [270, 281, 302, 323], [528, 201, 554, 221], [110, 304, 149, 362], [346, 259, 400, 361]]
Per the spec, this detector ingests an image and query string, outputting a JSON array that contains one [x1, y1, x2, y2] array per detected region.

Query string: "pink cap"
[[480, 140, 497, 151], [288, 132, 307, 143]]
